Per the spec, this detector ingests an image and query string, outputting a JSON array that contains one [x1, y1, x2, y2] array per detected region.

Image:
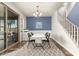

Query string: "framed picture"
[[36, 22, 42, 29]]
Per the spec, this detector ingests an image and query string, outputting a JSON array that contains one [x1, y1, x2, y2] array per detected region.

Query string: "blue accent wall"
[[67, 3, 79, 26], [26, 17, 51, 30]]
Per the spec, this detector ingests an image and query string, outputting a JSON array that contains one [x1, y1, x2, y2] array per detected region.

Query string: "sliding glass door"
[[0, 3, 5, 51], [7, 9, 18, 46], [0, 3, 19, 51]]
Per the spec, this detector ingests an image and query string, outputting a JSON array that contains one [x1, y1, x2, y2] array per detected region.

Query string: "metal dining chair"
[[42, 32, 51, 48], [27, 32, 35, 48], [30, 32, 33, 36]]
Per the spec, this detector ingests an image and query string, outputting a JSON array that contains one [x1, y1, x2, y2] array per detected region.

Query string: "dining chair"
[[27, 32, 35, 48], [30, 32, 33, 36], [42, 32, 51, 48]]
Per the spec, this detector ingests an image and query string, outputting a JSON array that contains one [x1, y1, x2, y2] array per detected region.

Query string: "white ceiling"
[[12, 2, 64, 16]]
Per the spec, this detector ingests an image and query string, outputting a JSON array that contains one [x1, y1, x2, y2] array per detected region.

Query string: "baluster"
[[78, 28, 79, 47], [76, 27, 78, 47]]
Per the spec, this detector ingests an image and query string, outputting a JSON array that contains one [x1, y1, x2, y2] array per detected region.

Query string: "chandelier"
[[33, 6, 42, 17]]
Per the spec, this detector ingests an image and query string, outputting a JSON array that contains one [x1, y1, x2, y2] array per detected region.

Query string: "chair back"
[[45, 32, 50, 40], [30, 32, 33, 36], [27, 32, 34, 40], [27, 33, 31, 40]]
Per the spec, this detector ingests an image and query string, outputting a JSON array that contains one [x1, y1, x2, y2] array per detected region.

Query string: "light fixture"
[[33, 6, 42, 17]]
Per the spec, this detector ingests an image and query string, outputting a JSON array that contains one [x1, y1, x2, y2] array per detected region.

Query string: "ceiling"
[[12, 2, 64, 16]]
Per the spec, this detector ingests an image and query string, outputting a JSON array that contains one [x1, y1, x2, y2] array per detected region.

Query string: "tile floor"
[[2, 39, 65, 56]]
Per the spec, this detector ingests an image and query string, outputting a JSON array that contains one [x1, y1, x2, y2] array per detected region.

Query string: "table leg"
[[34, 43, 44, 49]]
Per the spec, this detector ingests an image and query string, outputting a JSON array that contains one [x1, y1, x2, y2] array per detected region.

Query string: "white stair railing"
[[58, 12, 79, 47]]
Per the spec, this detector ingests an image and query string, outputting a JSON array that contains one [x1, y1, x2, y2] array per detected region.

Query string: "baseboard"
[[0, 41, 19, 54], [51, 38, 73, 56]]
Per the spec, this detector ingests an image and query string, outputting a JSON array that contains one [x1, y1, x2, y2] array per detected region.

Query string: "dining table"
[[30, 33, 47, 43], [30, 33, 47, 48]]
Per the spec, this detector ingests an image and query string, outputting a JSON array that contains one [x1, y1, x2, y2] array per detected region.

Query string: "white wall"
[[66, 2, 76, 16], [3, 2, 26, 41], [51, 2, 79, 55]]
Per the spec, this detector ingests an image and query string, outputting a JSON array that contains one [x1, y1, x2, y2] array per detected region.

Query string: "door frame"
[[0, 2, 20, 53]]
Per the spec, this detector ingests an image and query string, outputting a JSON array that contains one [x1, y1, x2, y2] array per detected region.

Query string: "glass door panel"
[[0, 3, 5, 51], [7, 9, 18, 46]]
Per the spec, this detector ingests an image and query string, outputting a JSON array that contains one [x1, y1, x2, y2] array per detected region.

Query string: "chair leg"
[[42, 41, 45, 46], [32, 41, 35, 48], [27, 41, 35, 48], [33, 43, 36, 48], [48, 42, 51, 48], [41, 44, 44, 50], [27, 42, 30, 48]]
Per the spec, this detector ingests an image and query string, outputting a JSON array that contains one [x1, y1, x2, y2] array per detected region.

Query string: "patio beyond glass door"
[[7, 9, 18, 46]]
